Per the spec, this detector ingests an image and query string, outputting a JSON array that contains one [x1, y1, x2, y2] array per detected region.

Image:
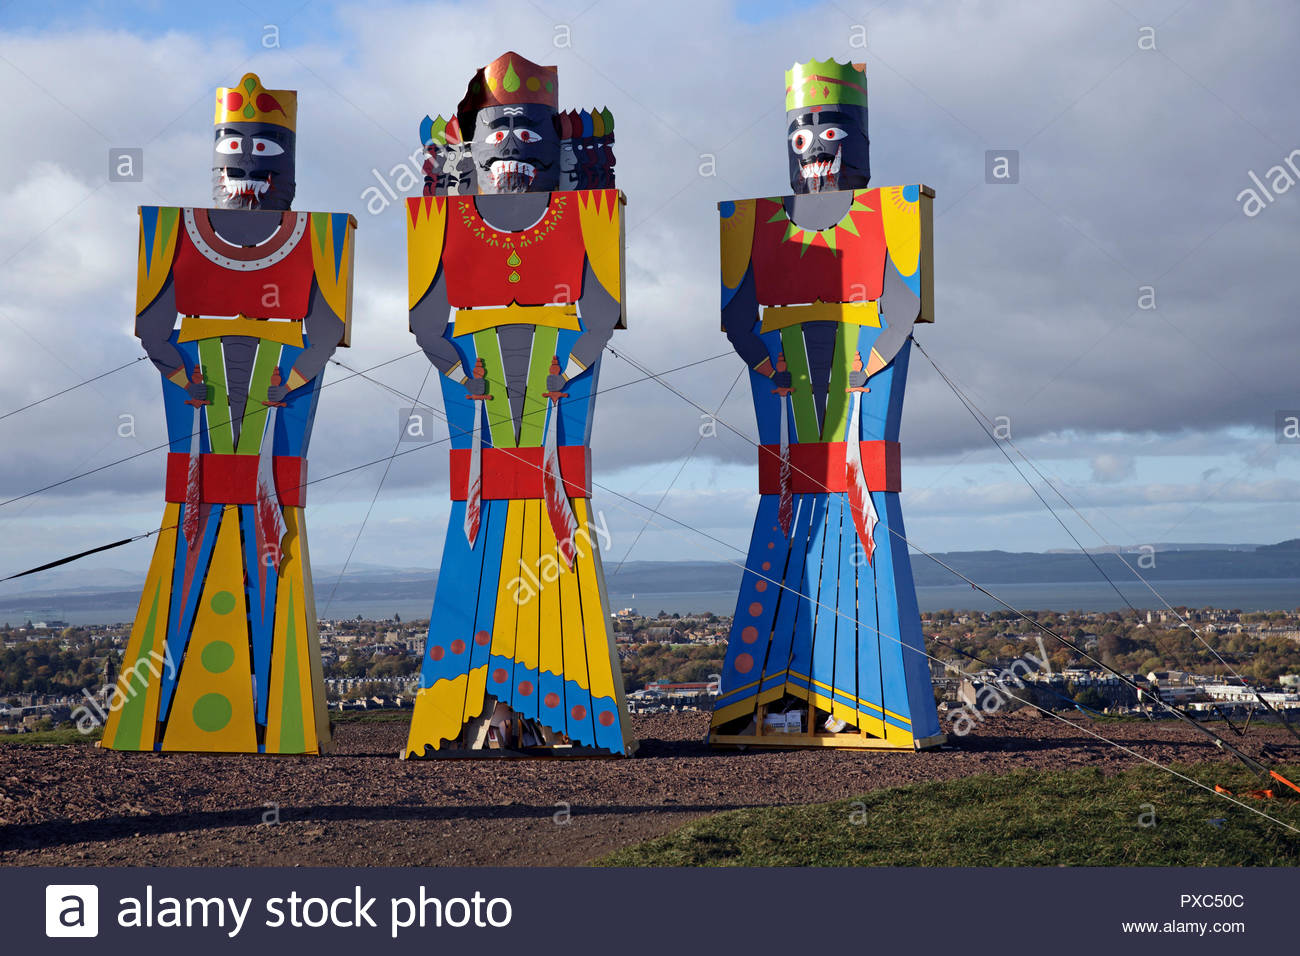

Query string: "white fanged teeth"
[[489, 160, 537, 189], [220, 171, 271, 200], [800, 148, 843, 180]]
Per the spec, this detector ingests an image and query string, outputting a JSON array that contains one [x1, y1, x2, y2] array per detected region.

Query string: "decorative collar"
[[183, 208, 308, 270]]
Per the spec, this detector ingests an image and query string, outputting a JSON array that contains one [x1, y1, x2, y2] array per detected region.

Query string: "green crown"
[[785, 58, 868, 111]]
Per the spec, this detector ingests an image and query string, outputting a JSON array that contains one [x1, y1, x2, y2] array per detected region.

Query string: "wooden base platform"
[[401, 699, 637, 759], [709, 731, 946, 751], [401, 745, 629, 760]]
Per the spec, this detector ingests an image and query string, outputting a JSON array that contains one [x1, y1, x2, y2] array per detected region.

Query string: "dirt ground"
[[2, 711, 1297, 866]]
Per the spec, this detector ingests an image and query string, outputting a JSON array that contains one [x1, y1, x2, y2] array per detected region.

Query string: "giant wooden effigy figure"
[[709, 59, 943, 750], [102, 74, 355, 754], [404, 53, 635, 756]]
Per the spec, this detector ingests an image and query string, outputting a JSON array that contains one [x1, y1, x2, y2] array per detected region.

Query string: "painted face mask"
[[556, 107, 616, 191], [557, 110, 581, 190], [419, 114, 446, 196], [458, 52, 561, 195], [469, 103, 560, 194], [579, 107, 616, 190], [783, 58, 870, 194], [444, 117, 475, 195], [211, 74, 297, 210]]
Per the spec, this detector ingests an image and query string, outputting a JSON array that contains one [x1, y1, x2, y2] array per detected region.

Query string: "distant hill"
[[1, 544, 1297, 617], [1258, 539, 1300, 552], [1045, 542, 1262, 554]]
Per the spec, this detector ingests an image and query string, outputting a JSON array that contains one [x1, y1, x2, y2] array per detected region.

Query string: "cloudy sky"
[[0, 0, 1297, 594]]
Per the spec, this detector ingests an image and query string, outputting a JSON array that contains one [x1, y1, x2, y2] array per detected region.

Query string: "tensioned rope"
[[911, 337, 1300, 745], [600, 342, 1300, 792], [0, 356, 148, 424], [3, 341, 1297, 825], [611, 365, 747, 577], [0, 349, 736, 580], [353, 336, 1296, 789], [244, 350, 1300, 827], [318, 362, 433, 618], [0, 349, 426, 511]]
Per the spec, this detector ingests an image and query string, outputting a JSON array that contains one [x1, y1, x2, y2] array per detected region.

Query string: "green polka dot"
[[210, 590, 236, 615], [201, 641, 235, 674], [193, 694, 232, 733], [243, 76, 258, 93]]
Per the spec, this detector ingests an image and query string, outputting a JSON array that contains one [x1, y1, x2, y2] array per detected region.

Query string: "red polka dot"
[[761, 561, 771, 571], [450, 639, 466, 655], [598, 711, 615, 726], [571, 705, 587, 721], [519, 681, 534, 696], [749, 602, 763, 617], [475, 630, 491, 646], [429, 645, 444, 661], [767, 542, 775, 549], [544, 693, 560, 708], [755, 580, 768, 592], [492, 668, 508, 684], [741, 626, 759, 644], [735, 653, 754, 674]]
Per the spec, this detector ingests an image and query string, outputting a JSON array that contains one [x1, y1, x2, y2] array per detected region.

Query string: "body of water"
[[607, 578, 1300, 618], [10, 579, 1297, 627]]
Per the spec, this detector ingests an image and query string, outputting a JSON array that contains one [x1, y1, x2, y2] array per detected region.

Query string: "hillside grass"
[[596, 762, 1300, 867], [0, 726, 101, 746]]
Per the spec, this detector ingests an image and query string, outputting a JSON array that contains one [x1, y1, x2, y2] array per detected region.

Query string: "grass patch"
[[596, 763, 1300, 867], [0, 726, 101, 746]]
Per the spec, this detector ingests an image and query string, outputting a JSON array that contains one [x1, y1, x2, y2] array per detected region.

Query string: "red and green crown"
[[785, 58, 867, 111], [462, 52, 558, 114]]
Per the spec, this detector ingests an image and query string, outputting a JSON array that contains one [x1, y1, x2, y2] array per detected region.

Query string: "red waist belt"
[[758, 441, 900, 494], [165, 453, 308, 507], [449, 446, 590, 500]]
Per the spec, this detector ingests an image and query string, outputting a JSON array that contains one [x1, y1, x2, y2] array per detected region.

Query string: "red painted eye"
[[790, 130, 813, 153], [485, 130, 509, 145], [215, 136, 243, 154], [251, 137, 284, 156], [820, 127, 847, 142], [514, 128, 542, 143]]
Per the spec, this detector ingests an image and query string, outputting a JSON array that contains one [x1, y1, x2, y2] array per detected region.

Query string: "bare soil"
[[2, 711, 1296, 866]]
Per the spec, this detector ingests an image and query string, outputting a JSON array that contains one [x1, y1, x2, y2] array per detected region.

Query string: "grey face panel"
[[785, 105, 869, 194], [211, 121, 297, 210], [470, 104, 561, 194]]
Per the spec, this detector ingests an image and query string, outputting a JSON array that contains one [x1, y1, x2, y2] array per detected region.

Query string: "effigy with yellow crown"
[[101, 73, 355, 754], [709, 59, 944, 751]]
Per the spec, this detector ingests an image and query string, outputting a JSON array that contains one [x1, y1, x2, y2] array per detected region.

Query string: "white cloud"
[[0, 0, 1297, 573]]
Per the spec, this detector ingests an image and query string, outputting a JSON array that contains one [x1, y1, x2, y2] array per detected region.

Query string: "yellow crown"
[[214, 73, 297, 130]]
